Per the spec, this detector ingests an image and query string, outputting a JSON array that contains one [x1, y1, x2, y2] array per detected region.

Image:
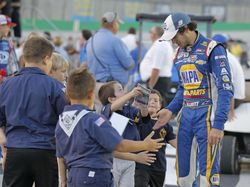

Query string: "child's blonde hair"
[[51, 52, 68, 72]]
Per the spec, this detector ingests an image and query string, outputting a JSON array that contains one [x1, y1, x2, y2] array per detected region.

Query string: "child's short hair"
[[51, 52, 68, 71], [150, 89, 163, 107], [98, 81, 118, 106], [23, 36, 54, 64], [66, 67, 95, 100]]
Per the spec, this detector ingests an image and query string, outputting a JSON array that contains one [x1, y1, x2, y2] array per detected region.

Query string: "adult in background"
[[86, 12, 134, 112], [140, 26, 174, 106], [79, 29, 92, 65], [129, 39, 147, 90], [11, 0, 21, 38], [0, 0, 11, 16], [212, 34, 245, 120], [154, 13, 233, 187], [53, 36, 69, 62], [122, 27, 137, 52]]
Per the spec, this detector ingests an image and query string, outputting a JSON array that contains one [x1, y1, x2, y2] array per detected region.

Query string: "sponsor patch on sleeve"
[[220, 68, 229, 75], [220, 61, 225, 67], [215, 55, 226, 60], [223, 83, 233, 90], [222, 75, 230, 82]]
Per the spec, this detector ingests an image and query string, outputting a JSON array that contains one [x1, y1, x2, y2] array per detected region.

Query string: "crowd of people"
[[0, 10, 247, 187]]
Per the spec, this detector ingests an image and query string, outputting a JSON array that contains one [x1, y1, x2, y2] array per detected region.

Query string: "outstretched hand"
[[136, 151, 156, 165], [144, 131, 165, 152], [131, 86, 143, 97], [152, 108, 172, 130]]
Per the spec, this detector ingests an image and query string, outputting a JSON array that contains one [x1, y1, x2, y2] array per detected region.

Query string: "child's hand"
[[59, 180, 67, 187], [144, 131, 165, 152], [131, 86, 143, 97], [135, 151, 156, 165]]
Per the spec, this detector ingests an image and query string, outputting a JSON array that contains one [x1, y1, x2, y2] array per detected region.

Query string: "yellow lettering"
[[184, 89, 206, 96]]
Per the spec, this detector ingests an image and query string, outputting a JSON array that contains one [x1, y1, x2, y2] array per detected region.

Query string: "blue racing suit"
[[166, 32, 233, 187]]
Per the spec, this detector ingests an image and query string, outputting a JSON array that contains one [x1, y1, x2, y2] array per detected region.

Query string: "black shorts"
[[3, 148, 58, 187]]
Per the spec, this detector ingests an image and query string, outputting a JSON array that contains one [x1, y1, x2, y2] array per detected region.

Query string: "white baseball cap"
[[160, 13, 191, 41]]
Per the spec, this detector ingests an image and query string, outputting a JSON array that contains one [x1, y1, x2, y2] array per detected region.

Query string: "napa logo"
[[180, 64, 203, 89]]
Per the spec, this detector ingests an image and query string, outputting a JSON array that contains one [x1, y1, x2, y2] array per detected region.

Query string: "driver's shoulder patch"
[[206, 40, 218, 57]]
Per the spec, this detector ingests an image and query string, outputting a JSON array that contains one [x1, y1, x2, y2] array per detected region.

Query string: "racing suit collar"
[[185, 31, 200, 52]]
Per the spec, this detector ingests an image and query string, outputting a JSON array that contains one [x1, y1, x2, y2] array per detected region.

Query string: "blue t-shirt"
[[130, 46, 147, 75], [55, 104, 123, 169], [0, 67, 67, 150], [79, 44, 87, 64], [101, 103, 140, 141], [136, 115, 176, 172]]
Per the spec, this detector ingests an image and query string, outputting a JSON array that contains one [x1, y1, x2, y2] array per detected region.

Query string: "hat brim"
[[7, 22, 16, 27], [159, 29, 178, 41]]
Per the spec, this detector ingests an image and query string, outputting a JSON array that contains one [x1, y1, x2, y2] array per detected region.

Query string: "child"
[[0, 128, 6, 168], [55, 68, 164, 187], [135, 89, 177, 187], [49, 52, 69, 86], [0, 14, 19, 83], [0, 36, 67, 187], [98, 81, 152, 187]]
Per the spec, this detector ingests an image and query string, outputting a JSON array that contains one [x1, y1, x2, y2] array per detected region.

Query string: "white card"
[[109, 112, 130, 136]]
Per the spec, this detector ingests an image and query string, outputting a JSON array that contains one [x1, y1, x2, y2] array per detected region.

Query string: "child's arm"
[[168, 139, 177, 148], [113, 151, 156, 165], [57, 157, 67, 187], [111, 86, 142, 112], [115, 131, 164, 153], [0, 127, 6, 145], [0, 145, 6, 170], [0, 127, 7, 170]]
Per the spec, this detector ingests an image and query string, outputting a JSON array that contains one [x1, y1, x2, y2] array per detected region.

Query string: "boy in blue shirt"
[[99, 81, 155, 187], [55, 68, 164, 187], [49, 52, 68, 86], [135, 89, 177, 187], [0, 36, 67, 187], [0, 14, 19, 83]]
